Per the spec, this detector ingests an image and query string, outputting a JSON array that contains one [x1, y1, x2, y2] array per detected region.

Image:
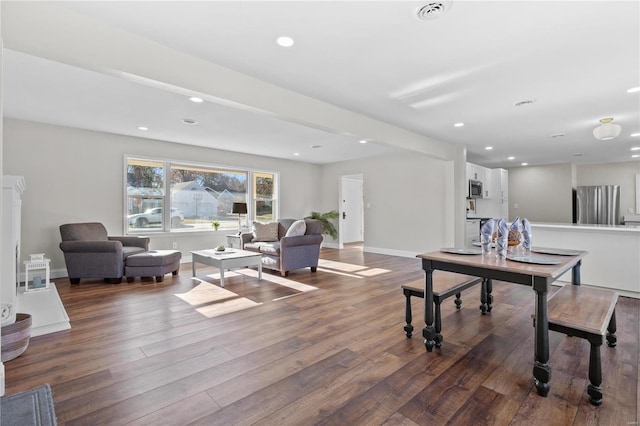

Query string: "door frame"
[[339, 174, 364, 249]]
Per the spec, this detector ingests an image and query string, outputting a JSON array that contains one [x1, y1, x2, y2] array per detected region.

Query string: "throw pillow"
[[284, 219, 306, 237], [252, 221, 279, 242]]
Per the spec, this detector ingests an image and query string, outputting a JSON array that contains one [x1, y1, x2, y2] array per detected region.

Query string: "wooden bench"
[[538, 284, 618, 406], [401, 272, 483, 347]]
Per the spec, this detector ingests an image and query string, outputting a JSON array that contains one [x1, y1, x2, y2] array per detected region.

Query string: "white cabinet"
[[465, 219, 480, 246], [466, 163, 483, 182], [500, 168, 509, 200], [490, 168, 509, 218], [466, 163, 492, 198], [483, 168, 492, 198]]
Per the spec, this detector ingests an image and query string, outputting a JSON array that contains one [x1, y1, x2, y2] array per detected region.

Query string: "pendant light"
[[593, 117, 622, 140]]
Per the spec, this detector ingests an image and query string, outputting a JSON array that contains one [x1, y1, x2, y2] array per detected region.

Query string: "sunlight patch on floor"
[[175, 281, 238, 305], [174, 280, 261, 318], [317, 259, 391, 278], [196, 297, 261, 318], [316, 267, 364, 279], [356, 268, 390, 277], [234, 268, 318, 293], [318, 259, 368, 272]]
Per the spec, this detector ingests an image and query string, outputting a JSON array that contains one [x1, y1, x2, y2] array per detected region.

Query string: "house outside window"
[[125, 157, 278, 233]]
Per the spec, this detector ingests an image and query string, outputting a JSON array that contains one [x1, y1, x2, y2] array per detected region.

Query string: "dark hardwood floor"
[[4, 246, 639, 425]]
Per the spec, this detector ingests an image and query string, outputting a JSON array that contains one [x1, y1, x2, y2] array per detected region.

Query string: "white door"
[[340, 175, 364, 244]]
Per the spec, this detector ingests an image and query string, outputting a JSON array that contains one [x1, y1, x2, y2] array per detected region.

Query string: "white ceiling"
[[3, 1, 640, 168]]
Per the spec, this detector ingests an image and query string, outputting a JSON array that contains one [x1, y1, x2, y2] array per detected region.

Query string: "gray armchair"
[[59, 222, 149, 284], [242, 219, 323, 277]]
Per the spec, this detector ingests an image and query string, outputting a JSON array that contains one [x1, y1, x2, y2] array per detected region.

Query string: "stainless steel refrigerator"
[[575, 185, 620, 225]]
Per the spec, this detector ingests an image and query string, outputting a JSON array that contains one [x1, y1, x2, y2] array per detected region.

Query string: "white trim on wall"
[[636, 173, 640, 214]]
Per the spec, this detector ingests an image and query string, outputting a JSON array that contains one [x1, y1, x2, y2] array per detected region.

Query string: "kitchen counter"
[[532, 222, 640, 233], [531, 222, 640, 298]]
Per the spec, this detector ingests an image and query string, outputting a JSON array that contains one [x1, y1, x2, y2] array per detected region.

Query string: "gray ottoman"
[[125, 250, 182, 283]]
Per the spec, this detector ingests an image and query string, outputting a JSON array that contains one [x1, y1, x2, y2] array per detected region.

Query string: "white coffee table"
[[191, 249, 262, 287]]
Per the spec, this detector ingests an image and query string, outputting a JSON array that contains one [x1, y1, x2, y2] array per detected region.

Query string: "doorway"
[[339, 174, 364, 247]]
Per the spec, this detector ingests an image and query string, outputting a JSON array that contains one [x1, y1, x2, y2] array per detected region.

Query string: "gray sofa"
[[59, 222, 150, 284], [241, 218, 323, 277]]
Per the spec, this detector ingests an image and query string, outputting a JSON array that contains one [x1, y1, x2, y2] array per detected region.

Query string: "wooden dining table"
[[416, 248, 587, 397]]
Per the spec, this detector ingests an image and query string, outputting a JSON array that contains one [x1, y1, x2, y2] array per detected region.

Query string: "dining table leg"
[[533, 279, 551, 396], [572, 260, 582, 285], [480, 278, 493, 314], [422, 268, 436, 352]]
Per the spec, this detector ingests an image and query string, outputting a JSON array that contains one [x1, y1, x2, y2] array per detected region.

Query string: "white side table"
[[24, 257, 51, 292], [226, 234, 243, 249]]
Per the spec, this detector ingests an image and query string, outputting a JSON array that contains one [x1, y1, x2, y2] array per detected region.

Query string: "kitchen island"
[[531, 222, 640, 298]]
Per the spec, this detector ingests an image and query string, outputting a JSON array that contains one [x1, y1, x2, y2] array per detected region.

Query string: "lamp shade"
[[593, 118, 622, 141], [232, 202, 247, 214]]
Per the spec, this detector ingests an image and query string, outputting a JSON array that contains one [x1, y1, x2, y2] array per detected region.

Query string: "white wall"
[[2, 118, 323, 273], [320, 152, 455, 256], [577, 161, 640, 218], [507, 163, 574, 223]]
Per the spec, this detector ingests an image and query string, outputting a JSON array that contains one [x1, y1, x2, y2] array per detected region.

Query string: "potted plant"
[[211, 220, 220, 231], [306, 210, 339, 239]]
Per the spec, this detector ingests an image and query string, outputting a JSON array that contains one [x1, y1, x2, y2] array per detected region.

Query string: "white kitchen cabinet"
[[466, 163, 483, 182], [500, 168, 509, 200], [483, 168, 492, 198], [465, 219, 480, 246], [488, 168, 509, 217], [466, 162, 492, 198]]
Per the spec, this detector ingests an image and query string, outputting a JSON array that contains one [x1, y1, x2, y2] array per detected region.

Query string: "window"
[[254, 172, 276, 222], [125, 157, 278, 233], [126, 159, 165, 229]]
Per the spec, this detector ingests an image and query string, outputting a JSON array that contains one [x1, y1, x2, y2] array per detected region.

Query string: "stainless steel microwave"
[[469, 179, 483, 198]]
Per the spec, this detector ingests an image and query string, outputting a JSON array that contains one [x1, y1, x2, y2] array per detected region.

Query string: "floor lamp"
[[232, 202, 247, 235]]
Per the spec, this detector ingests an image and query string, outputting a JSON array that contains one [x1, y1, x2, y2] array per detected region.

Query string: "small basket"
[[1, 313, 32, 362]]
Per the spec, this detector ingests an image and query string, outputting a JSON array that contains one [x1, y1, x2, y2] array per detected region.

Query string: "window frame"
[[124, 155, 279, 235]]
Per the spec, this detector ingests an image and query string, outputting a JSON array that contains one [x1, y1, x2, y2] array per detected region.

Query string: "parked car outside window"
[[128, 207, 184, 228]]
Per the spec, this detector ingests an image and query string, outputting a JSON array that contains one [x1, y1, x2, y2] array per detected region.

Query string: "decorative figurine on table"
[[522, 218, 532, 250]]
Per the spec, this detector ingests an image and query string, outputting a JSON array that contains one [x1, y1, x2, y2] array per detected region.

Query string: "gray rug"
[[0, 384, 57, 426]]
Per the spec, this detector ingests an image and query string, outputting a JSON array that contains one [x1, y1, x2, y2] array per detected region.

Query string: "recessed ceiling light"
[[189, 96, 203, 103], [632, 154, 640, 158], [276, 36, 294, 47], [181, 118, 198, 125], [631, 133, 640, 137], [627, 87, 640, 93], [453, 122, 464, 127], [138, 126, 148, 131], [521, 162, 528, 166], [485, 146, 493, 150], [631, 147, 640, 151], [507, 156, 515, 160], [293, 153, 300, 156], [359, 140, 368, 144]]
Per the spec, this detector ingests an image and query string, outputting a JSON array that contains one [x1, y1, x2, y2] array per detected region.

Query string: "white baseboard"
[[363, 246, 419, 258], [321, 242, 341, 249]]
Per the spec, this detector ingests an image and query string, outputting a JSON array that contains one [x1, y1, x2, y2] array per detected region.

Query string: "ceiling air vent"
[[416, 2, 452, 20], [515, 99, 536, 107]]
